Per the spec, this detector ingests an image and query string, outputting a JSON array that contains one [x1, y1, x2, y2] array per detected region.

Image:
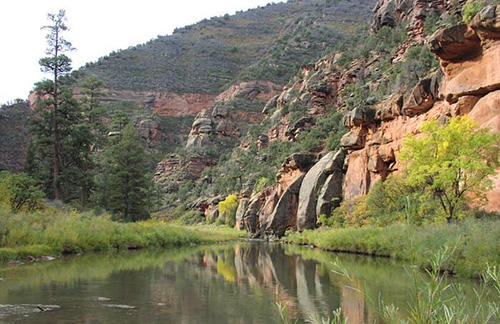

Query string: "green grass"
[[0, 206, 247, 262], [283, 220, 500, 277]]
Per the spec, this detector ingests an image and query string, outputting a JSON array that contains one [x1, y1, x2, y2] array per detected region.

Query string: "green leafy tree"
[[0, 172, 45, 212], [401, 116, 499, 223], [106, 124, 151, 221], [219, 194, 238, 227]]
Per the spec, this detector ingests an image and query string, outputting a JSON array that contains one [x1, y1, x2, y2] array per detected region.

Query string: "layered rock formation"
[[342, 3, 500, 212], [186, 81, 280, 150], [228, 1, 500, 236]]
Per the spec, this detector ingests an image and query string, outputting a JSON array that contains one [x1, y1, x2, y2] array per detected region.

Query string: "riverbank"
[[0, 207, 247, 262], [282, 219, 500, 277]]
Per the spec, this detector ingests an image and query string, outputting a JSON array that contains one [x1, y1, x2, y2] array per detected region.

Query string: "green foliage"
[[0, 172, 44, 213], [219, 194, 238, 227], [284, 219, 500, 277], [401, 116, 500, 222], [76, 1, 374, 94], [462, 1, 486, 23], [0, 206, 247, 260], [254, 177, 271, 193], [423, 13, 441, 35], [296, 111, 346, 152], [104, 124, 152, 221]]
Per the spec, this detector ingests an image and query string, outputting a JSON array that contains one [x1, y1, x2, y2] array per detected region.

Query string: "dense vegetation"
[[0, 100, 31, 172], [0, 205, 246, 261], [74, 0, 376, 93]]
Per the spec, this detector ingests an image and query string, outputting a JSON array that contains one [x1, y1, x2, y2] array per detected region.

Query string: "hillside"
[[74, 0, 376, 94], [156, 0, 500, 234], [0, 101, 30, 172]]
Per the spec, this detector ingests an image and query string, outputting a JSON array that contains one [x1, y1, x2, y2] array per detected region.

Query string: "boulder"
[[470, 5, 500, 40], [316, 171, 344, 219], [209, 208, 219, 223], [341, 129, 366, 150], [402, 72, 442, 116], [266, 174, 305, 236], [372, 0, 396, 31], [343, 107, 376, 128], [262, 95, 279, 114], [257, 134, 269, 150], [374, 94, 403, 121], [450, 95, 480, 116], [429, 24, 481, 62], [297, 150, 346, 231]]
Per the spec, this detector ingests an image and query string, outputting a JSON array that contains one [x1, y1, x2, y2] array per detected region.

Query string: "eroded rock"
[[297, 150, 346, 231]]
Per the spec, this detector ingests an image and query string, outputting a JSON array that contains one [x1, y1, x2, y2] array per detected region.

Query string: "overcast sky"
[[0, 0, 285, 104]]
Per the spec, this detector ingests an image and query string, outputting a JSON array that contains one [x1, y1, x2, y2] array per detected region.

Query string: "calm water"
[[0, 241, 491, 323]]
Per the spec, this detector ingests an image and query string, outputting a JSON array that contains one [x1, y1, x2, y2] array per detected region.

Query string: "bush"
[[0, 171, 44, 213], [462, 1, 486, 23], [219, 194, 239, 227]]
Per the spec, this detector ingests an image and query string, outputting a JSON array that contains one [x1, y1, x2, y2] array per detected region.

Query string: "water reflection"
[[0, 242, 489, 323]]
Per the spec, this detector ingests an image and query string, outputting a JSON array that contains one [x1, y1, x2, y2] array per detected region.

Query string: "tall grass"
[[324, 249, 500, 324], [0, 206, 247, 261], [283, 220, 500, 277]]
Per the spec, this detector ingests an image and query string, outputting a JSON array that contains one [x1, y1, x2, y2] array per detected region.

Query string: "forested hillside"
[[74, 0, 376, 93]]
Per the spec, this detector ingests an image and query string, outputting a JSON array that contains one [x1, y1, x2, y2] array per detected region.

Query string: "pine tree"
[[78, 75, 105, 208], [38, 9, 74, 200], [106, 124, 151, 221]]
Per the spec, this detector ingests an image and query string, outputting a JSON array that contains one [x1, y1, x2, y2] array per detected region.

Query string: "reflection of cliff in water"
[[169, 242, 374, 323]]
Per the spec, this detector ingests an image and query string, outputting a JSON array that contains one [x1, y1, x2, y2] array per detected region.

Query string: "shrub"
[[254, 177, 271, 193], [462, 1, 486, 23], [0, 172, 44, 213], [219, 194, 239, 227]]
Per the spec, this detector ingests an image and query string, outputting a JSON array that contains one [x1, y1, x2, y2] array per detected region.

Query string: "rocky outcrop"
[[186, 81, 279, 150], [154, 154, 216, 193], [236, 153, 317, 236], [29, 88, 216, 118], [340, 6, 500, 212], [297, 150, 347, 231], [402, 71, 442, 116]]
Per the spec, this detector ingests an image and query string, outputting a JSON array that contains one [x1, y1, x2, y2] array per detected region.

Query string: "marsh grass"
[[324, 248, 499, 324], [283, 220, 500, 277], [0, 206, 247, 261]]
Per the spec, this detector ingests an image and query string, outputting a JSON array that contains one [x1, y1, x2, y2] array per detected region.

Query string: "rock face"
[[154, 154, 216, 193], [236, 153, 317, 237], [297, 150, 346, 231], [238, 1, 500, 236], [340, 4, 500, 212], [186, 80, 280, 150]]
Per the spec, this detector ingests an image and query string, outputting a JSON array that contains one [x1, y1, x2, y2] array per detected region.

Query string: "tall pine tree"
[[106, 124, 151, 221], [38, 9, 74, 200]]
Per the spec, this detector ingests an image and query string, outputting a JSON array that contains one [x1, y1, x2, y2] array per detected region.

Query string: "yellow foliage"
[[219, 194, 238, 227]]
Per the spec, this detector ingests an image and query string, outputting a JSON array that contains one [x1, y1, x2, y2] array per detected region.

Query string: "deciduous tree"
[[401, 116, 499, 222]]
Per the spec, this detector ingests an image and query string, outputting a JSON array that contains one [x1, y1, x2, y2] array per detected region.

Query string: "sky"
[[0, 0, 286, 104]]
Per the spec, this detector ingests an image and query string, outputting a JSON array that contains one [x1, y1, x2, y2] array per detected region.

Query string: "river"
[[0, 241, 492, 323]]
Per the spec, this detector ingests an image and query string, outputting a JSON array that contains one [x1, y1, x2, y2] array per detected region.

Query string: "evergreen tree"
[[39, 9, 74, 200], [78, 75, 105, 208], [106, 124, 151, 221], [27, 10, 76, 201]]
